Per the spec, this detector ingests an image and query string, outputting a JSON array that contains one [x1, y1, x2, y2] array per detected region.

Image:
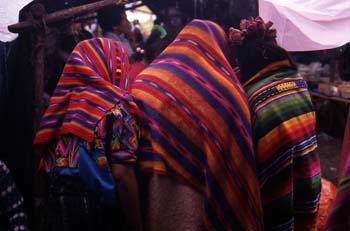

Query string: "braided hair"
[[228, 16, 296, 83]]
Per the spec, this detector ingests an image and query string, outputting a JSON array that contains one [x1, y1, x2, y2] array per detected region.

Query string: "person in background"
[[324, 112, 350, 231], [131, 19, 263, 231], [132, 20, 145, 49], [98, 5, 136, 62], [129, 24, 171, 83], [0, 160, 28, 231], [228, 16, 322, 230], [33, 38, 142, 231], [338, 43, 350, 81]]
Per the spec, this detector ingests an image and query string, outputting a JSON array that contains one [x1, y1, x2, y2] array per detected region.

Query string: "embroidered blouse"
[[39, 103, 139, 174]]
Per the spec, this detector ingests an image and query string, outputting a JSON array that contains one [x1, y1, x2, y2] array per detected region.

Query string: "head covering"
[[34, 37, 136, 144], [131, 19, 263, 230], [228, 16, 293, 84]]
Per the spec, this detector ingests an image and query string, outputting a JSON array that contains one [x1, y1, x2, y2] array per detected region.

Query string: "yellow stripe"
[[339, 176, 350, 191], [254, 87, 308, 112]]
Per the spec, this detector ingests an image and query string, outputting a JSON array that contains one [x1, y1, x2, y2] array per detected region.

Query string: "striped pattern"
[[325, 113, 350, 231], [34, 38, 136, 144], [131, 19, 263, 230], [338, 113, 350, 182], [243, 60, 321, 230]]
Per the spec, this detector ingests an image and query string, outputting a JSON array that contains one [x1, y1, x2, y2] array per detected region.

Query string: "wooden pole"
[[29, 3, 47, 132], [8, 0, 128, 33]]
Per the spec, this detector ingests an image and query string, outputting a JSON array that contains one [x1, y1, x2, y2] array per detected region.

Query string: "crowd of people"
[[1, 3, 349, 231]]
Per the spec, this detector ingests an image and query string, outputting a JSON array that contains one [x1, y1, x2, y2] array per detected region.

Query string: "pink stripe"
[[339, 113, 350, 181]]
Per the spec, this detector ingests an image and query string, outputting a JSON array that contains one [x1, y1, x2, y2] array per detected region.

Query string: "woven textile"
[[243, 59, 321, 230], [34, 38, 138, 144], [0, 160, 28, 230], [131, 19, 263, 230], [38, 104, 139, 172]]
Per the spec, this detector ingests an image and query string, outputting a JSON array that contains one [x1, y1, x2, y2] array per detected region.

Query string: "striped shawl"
[[34, 37, 137, 144], [131, 19, 263, 230], [243, 59, 321, 230]]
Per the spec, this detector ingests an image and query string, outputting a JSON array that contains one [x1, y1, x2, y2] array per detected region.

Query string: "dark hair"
[[143, 29, 164, 63], [97, 5, 125, 32], [234, 38, 295, 82], [228, 17, 296, 82]]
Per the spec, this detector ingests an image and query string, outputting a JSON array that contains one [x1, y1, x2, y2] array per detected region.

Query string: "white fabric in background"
[[259, 0, 350, 51], [0, 0, 32, 42]]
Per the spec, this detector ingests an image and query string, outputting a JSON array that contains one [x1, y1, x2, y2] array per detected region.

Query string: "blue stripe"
[[139, 152, 164, 162], [107, 39, 114, 82], [66, 109, 100, 122], [39, 114, 66, 129], [80, 45, 101, 75], [63, 114, 95, 130], [55, 81, 123, 106], [189, 20, 225, 52], [67, 59, 85, 66], [205, 168, 244, 230]]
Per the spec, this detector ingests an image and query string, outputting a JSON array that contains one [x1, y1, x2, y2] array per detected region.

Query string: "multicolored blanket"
[[243, 60, 321, 230], [131, 19, 263, 230], [34, 38, 137, 144]]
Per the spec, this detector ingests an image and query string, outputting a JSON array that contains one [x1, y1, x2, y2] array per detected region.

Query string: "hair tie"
[[152, 24, 167, 40], [136, 47, 145, 54], [228, 16, 277, 46], [228, 27, 243, 45]]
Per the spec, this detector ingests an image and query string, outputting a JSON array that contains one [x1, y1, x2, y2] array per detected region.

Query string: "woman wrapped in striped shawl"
[[131, 19, 263, 231], [228, 16, 322, 230], [33, 38, 142, 231]]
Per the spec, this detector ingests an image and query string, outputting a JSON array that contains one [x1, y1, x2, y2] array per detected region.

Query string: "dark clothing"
[[46, 175, 123, 231], [0, 160, 28, 231]]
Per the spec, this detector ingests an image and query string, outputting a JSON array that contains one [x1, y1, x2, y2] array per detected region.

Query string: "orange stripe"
[[258, 112, 315, 161], [85, 41, 110, 81]]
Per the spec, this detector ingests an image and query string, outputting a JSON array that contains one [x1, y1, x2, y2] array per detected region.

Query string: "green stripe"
[[339, 176, 350, 191]]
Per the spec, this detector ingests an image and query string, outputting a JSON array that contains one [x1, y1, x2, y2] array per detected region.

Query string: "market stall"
[[259, 0, 350, 136]]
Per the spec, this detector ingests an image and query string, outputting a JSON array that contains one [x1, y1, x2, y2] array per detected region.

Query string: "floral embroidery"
[[40, 104, 139, 173], [56, 157, 69, 167], [96, 156, 108, 170]]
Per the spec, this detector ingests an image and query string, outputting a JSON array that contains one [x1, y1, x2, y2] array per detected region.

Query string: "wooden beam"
[[8, 0, 128, 33]]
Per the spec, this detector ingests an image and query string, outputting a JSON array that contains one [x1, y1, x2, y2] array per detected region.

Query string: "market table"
[[310, 89, 350, 138], [310, 90, 350, 105]]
